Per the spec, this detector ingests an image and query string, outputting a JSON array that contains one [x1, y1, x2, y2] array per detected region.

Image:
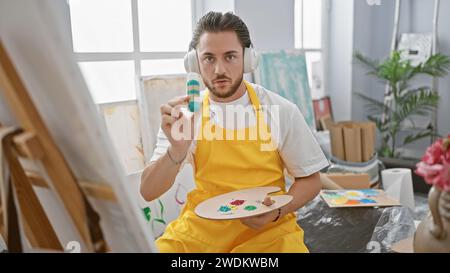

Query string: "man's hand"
[[240, 196, 278, 230], [160, 95, 195, 161], [239, 172, 322, 230], [240, 208, 279, 230]]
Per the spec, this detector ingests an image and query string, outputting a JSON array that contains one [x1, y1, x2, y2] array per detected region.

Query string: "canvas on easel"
[[0, 0, 157, 252]]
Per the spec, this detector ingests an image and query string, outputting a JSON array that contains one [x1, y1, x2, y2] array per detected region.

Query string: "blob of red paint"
[[230, 199, 245, 206]]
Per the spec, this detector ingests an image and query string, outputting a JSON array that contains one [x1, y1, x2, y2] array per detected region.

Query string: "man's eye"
[[204, 56, 214, 63], [226, 55, 237, 61]]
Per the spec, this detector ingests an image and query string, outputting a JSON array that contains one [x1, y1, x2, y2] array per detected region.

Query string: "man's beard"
[[204, 75, 243, 99]]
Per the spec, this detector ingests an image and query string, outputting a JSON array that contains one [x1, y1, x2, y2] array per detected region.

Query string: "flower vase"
[[413, 186, 450, 252]]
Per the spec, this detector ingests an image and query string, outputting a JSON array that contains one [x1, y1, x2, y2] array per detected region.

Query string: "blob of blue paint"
[[218, 205, 231, 212], [360, 199, 376, 204], [360, 189, 379, 197]]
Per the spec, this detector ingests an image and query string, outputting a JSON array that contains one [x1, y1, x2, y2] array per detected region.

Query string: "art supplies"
[[195, 186, 292, 220], [187, 73, 201, 112]]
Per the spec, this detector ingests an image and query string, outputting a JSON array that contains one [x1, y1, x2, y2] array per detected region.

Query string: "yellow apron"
[[156, 81, 309, 253]]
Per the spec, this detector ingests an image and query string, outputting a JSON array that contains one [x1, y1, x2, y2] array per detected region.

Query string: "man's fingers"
[[160, 104, 172, 115], [167, 95, 190, 107], [262, 196, 274, 206], [160, 104, 185, 118], [161, 115, 177, 126], [171, 105, 185, 118]]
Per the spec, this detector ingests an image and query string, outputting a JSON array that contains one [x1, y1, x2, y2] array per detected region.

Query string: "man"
[[140, 12, 328, 253]]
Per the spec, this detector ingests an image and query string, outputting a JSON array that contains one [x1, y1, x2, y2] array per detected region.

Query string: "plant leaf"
[[402, 129, 440, 146], [393, 89, 439, 123]]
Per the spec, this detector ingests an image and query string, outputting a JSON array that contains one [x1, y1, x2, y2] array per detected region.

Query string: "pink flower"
[[415, 161, 444, 185], [439, 160, 450, 192], [415, 135, 450, 192], [443, 137, 450, 163], [422, 139, 443, 165]]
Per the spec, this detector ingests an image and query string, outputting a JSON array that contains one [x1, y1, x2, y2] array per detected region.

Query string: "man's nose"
[[214, 59, 226, 75]]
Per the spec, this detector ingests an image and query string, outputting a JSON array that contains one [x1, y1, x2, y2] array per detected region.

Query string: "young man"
[[140, 12, 328, 253]]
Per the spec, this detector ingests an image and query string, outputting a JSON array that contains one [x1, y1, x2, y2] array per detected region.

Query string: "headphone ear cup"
[[243, 47, 258, 73], [184, 50, 200, 73]]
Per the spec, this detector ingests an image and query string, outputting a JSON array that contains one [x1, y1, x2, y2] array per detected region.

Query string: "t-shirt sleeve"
[[279, 106, 329, 177], [149, 127, 170, 163]]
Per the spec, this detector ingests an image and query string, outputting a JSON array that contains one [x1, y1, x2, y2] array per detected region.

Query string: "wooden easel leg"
[[6, 179, 22, 252], [2, 129, 63, 251]]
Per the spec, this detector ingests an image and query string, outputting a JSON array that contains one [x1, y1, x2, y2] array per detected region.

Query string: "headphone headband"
[[184, 47, 258, 74]]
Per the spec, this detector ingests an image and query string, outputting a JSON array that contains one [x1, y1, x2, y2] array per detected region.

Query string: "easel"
[[0, 41, 113, 252]]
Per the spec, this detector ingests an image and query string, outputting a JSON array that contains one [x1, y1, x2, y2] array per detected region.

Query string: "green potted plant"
[[354, 50, 450, 192]]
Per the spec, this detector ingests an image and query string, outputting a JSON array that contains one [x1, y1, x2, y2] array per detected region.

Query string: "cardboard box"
[[320, 115, 334, 131], [343, 124, 362, 162], [361, 122, 376, 162], [324, 173, 371, 189], [329, 121, 376, 163], [330, 125, 345, 160]]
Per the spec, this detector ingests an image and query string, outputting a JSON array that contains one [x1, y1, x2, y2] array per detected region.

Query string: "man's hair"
[[189, 12, 252, 51]]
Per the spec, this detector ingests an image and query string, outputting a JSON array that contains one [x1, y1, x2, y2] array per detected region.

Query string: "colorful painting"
[[320, 189, 400, 208], [254, 50, 315, 129]]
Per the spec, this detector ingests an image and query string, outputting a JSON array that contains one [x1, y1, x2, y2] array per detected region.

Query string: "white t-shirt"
[[150, 83, 329, 177]]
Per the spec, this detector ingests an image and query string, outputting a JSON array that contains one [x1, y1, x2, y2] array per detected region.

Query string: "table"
[[296, 196, 416, 253]]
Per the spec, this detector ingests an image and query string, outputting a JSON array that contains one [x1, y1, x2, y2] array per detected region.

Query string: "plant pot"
[[379, 156, 431, 194], [413, 186, 450, 252]]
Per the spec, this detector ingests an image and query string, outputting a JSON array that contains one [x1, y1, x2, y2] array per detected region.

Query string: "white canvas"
[[0, 0, 157, 252]]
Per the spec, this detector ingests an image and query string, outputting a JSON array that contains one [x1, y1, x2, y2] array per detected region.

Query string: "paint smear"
[[360, 199, 376, 204], [218, 206, 231, 212], [345, 200, 360, 205], [346, 191, 363, 197], [331, 197, 348, 205], [230, 199, 245, 206], [244, 205, 257, 211], [360, 189, 379, 197]]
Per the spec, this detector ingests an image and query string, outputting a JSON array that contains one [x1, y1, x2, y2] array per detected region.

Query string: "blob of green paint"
[[244, 205, 257, 211]]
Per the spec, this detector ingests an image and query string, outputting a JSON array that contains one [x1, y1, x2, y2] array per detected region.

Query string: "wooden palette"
[[194, 186, 293, 220]]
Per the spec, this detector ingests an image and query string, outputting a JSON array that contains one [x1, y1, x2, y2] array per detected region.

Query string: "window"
[[68, 0, 194, 104], [295, 0, 327, 99]]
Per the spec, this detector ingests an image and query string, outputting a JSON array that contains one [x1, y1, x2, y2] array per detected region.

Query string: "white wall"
[[197, 0, 295, 50], [201, 0, 234, 14], [327, 0, 354, 121], [234, 0, 296, 50]]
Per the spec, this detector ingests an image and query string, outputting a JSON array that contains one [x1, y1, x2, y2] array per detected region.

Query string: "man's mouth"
[[213, 79, 230, 87]]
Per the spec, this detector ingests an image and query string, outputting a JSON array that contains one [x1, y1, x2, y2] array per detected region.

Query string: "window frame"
[[67, 0, 199, 103], [295, 0, 329, 97]]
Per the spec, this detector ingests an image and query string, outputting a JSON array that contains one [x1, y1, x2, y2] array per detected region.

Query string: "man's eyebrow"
[[201, 50, 239, 56]]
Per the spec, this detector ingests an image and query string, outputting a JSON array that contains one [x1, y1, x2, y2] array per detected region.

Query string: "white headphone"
[[184, 47, 259, 74]]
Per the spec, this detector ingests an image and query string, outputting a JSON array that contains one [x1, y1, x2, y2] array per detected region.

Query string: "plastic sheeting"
[[297, 196, 416, 253]]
